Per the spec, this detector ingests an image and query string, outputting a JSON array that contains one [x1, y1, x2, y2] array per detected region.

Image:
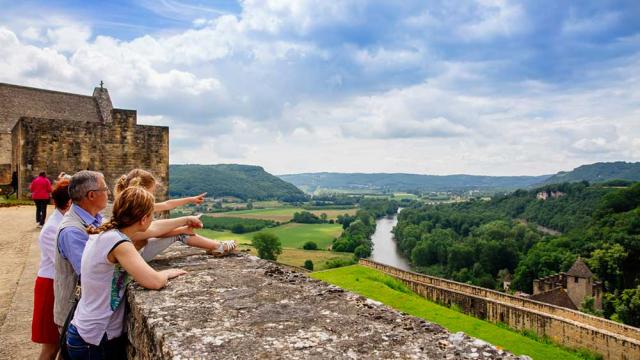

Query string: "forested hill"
[[394, 181, 640, 326], [543, 161, 640, 185], [278, 172, 551, 193], [169, 164, 306, 201]]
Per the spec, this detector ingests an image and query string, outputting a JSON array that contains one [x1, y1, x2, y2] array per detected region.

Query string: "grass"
[[311, 265, 597, 360], [197, 224, 352, 270], [0, 197, 34, 206], [197, 223, 343, 249], [207, 207, 357, 222], [276, 248, 354, 271], [392, 192, 419, 200]]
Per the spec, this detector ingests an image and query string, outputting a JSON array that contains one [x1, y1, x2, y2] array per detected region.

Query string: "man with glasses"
[[54, 170, 109, 328]]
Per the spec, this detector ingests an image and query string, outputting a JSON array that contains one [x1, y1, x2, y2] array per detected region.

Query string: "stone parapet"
[[126, 245, 525, 359], [361, 259, 640, 360]]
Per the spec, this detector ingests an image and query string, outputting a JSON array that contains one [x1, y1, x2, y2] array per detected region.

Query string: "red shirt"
[[30, 176, 52, 200]]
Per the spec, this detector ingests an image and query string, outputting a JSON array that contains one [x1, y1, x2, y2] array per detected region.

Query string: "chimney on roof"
[[93, 81, 113, 123]]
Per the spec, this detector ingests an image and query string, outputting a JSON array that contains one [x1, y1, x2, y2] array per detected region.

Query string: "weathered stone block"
[[127, 246, 524, 359]]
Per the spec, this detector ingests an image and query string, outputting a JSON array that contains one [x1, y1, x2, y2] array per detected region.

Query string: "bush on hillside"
[[199, 215, 276, 233], [292, 211, 323, 224], [302, 241, 318, 250], [325, 258, 356, 269], [304, 260, 314, 271], [251, 232, 282, 261]]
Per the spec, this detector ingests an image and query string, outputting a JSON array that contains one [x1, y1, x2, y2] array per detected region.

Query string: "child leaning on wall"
[[114, 168, 237, 260], [65, 187, 186, 359]]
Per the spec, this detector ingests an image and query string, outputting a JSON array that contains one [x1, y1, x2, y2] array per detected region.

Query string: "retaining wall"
[[360, 259, 640, 360]]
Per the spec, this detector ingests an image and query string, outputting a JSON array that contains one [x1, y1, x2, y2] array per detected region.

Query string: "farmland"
[[207, 207, 357, 222], [197, 223, 352, 270]]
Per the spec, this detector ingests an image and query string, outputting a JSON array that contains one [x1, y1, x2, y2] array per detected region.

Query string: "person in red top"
[[30, 171, 52, 227]]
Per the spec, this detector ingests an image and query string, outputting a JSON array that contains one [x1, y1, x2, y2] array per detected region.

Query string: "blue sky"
[[0, 0, 639, 175]]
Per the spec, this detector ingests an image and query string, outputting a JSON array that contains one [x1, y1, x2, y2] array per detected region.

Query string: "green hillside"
[[169, 164, 306, 201], [394, 181, 640, 327], [544, 161, 640, 185], [279, 172, 551, 193]]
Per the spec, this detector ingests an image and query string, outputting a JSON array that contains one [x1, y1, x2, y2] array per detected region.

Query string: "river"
[[369, 211, 412, 271]]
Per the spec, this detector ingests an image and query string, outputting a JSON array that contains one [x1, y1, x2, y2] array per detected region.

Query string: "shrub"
[[354, 244, 372, 258], [304, 260, 314, 271], [302, 241, 318, 250], [198, 215, 276, 233], [292, 211, 322, 224], [325, 258, 356, 269], [251, 232, 282, 260], [231, 224, 246, 234]]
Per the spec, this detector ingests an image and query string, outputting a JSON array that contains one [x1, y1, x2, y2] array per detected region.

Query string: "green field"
[[312, 265, 596, 360], [197, 223, 352, 270], [207, 207, 357, 222], [392, 192, 419, 200], [198, 223, 343, 249]]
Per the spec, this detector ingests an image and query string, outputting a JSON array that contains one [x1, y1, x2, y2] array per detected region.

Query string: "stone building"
[[531, 258, 602, 310], [0, 82, 168, 200]]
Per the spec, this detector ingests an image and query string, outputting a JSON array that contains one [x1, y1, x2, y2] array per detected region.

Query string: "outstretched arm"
[[130, 216, 202, 242], [154, 193, 207, 212], [110, 241, 186, 290]]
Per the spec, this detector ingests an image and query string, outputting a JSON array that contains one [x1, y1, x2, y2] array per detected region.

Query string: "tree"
[[612, 286, 640, 326], [303, 241, 318, 250], [304, 260, 314, 271], [353, 244, 371, 258], [252, 232, 282, 260], [588, 243, 627, 291]]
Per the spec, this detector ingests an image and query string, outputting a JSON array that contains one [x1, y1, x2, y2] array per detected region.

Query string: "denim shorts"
[[65, 324, 126, 360]]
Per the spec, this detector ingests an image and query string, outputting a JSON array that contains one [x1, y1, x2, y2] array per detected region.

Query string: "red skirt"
[[32, 276, 59, 344]]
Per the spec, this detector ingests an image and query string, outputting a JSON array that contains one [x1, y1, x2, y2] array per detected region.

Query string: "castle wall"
[[360, 259, 640, 360], [0, 133, 11, 183], [12, 109, 169, 201], [0, 83, 110, 184]]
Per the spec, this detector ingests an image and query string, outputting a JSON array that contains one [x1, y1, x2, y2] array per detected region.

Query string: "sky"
[[0, 0, 639, 176]]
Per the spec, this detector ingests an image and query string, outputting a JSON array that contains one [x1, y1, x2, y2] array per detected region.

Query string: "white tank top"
[[37, 209, 64, 279], [71, 230, 131, 345]]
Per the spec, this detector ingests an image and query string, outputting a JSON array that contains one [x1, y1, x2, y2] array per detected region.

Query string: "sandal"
[[207, 240, 238, 257]]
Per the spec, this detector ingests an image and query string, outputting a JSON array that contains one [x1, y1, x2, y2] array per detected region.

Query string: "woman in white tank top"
[[64, 187, 186, 360]]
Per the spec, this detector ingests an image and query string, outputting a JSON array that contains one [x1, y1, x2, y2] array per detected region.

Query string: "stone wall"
[[0, 83, 111, 183], [126, 245, 526, 359], [361, 259, 640, 360], [0, 132, 11, 183], [12, 109, 169, 200]]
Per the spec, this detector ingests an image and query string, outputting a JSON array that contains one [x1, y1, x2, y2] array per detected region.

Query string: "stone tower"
[[566, 258, 602, 310]]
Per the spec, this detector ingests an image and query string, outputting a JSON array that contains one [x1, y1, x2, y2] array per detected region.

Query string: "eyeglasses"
[[86, 187, 111, 197]]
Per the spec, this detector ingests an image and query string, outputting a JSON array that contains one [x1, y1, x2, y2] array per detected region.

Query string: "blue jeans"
[[65, 324, 126, 360]]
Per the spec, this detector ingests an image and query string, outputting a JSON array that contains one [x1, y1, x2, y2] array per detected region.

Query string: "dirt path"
[[0, 205, 48, 359]]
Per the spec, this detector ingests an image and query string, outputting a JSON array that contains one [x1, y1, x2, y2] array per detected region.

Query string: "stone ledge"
[[127, 245, 524, 359]]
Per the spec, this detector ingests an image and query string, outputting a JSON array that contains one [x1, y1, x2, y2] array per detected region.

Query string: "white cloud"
[[46, 24, 91, 52], [0, 1, 638, 176], [457, 0, 527, 40], [562, 11, 619, 36]]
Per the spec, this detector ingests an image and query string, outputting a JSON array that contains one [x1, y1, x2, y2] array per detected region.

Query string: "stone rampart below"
[[360, 259, 640, 360], [126, 245, 527, 359]]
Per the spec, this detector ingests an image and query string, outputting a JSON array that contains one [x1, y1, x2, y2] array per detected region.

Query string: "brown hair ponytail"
[[113, 169, 162, 198], [89, 187, 154, 234]]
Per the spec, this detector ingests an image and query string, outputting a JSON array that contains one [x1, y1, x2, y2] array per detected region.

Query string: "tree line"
[[394, 181, 640, 326]]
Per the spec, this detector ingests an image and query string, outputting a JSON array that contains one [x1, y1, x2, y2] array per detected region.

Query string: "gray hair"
[[68, 170, 104, 202]]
